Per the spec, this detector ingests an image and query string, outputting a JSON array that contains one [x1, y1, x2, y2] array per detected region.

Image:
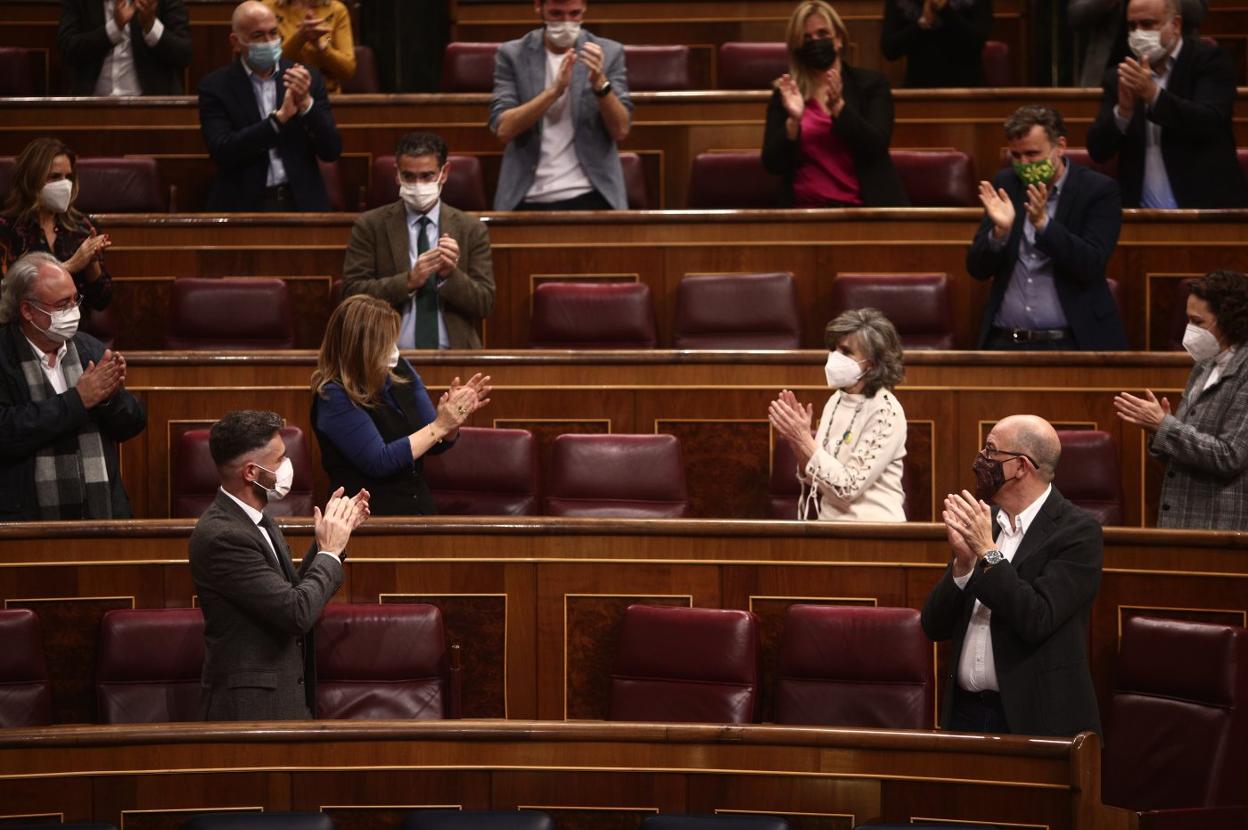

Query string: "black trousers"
[[949, 686, 1010, 733], [517, 189, 612, 210]]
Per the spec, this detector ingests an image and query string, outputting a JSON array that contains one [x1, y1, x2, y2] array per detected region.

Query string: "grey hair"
[[0, 251, 62, 324], [1015, 424, 1062, 482], [824, 307, 906, 395]]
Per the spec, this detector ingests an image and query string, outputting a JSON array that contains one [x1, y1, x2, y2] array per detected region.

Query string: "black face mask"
[[972, 453, 1007, 501], [796, 38, 838, 71]]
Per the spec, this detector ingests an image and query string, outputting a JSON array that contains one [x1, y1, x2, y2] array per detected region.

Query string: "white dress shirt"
[[1204, 346, 1238, 391], [398, 199, 449, 349], [525, 47, 593, 203], [241, 60, 288, 187], [952, 484, 1052, 692], [1113, 38, 1183, 209], [95, 1, 165, 96], [218, 487, 339, 565], [24, 336, 69, 394]]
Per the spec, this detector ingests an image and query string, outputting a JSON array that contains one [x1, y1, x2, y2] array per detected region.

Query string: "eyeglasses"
[[28, 294, 83, 314], [979, 443, 1037, 468]]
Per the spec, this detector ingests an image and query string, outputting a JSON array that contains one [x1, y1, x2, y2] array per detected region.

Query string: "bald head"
[[231, 1, 275, 36], [993, 415, 1061, 482]]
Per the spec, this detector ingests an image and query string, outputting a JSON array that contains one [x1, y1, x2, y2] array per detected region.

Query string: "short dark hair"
[[1189, 269, 1248, 346], [1003, 105, 1067, 145], [395, 131, 448, 167], [209, 410, 284, 466]]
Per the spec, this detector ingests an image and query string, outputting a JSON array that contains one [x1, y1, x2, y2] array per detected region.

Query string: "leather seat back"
[[623, 45, 694, 90], [529, 282, 657, 348], [341, 45, 380, 93], [440, 42, 501, 92], [0, 48, 48, 95], [717, 42, 788, 89], [1054, 430, 1123, 525], [544, 433, 689, 518], [610, 605, 761, 723], [75, 157, 168, 213], [775, 604, 934, 728], [315, 603, 454, 720], [0, 608, 51, 727], [619, 152, 648, 209], [982, 40, 1012, 86], [368, 154, 488, 211], [425, 427, 540, 515], [182, 813, 335, 830], [170, 426, 314, 518], [890, 150, 977, 207], [96, 608, 204, 723], [829, 273, 955, 349], [673, 272, 801, 349], [688, 152, 780, 209], [402, 811, 554, 830], [641, 816, 789, 830], [165, 278, 296, 350]]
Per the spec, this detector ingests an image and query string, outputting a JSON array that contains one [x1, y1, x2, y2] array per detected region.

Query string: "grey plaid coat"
[[1150, 346, 1248, 530]]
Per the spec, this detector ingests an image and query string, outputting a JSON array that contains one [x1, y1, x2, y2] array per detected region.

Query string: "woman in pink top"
[[761, 0, 909, 208]]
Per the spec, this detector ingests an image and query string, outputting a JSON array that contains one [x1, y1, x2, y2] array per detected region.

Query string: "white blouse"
[[797, 387, 908, 522]]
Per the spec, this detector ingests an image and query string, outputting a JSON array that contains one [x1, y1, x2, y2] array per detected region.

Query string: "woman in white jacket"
[[768, 307, 908, 521]]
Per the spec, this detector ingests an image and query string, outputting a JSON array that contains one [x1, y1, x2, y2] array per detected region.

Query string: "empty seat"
[[170, 426, 315, 518], [96, 608, 205, 724], [623, 45, 694, 91], [981, 40, 1012, 86], [775, 604, 934, 728], [316, 603, 459, 719], [641, 816, 789, 830], [544, 433, 689, 518], [402, 811, 553, 830], [829, 273, 955, 349], [424, 427, 539, 515], [341, 44, 380, 93], [769, 434, 806, 520], [890, 150, 977, 207], [75, 157, 169, 213], [317, 158, 348, 211], [717, 42, 788, 90], [164, 277, 296, 350], [529, 282, 657, 348], [1054, 430, 1123, 526], [609, 604, 760, 723], [619, 152, 648, 209], [440, 42, 501, 92], [673, 272, 801, 349], [688, 152, 780, 209], [1103, 616, 1248, 823], [368, 154, 488, 211], [0, 48, 48, 96], [182, 814, 334, 830], [0, 608, 51, 728]]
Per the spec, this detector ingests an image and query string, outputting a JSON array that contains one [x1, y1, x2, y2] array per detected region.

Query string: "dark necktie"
[[259, 514, 296, 584], [413, 216, 439, 349]]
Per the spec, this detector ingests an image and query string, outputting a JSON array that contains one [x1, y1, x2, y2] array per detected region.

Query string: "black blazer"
[[57, 0, 192, 95], [1086, 37, 1247, 208], [0, 323, 146, 521], [880, 0, 992, 88], [197, 58, 342, 212], [966, 162, 1127, 349], [921, 487, 1104, 737], [761, 66, 909, 207]]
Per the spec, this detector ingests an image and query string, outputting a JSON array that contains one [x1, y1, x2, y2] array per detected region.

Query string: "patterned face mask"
[[1013, 156, 1057, 186]]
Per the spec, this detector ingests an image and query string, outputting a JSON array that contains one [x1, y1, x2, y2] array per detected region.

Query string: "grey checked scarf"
[[20, 340, 113, 519]]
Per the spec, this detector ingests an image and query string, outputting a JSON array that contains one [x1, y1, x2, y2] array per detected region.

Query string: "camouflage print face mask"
[[1013, 156, 1057, 186]]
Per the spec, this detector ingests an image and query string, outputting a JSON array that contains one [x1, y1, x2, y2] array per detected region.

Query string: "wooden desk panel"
[[86, 211, 1248, 352], [0, 720, 1125, 830], [0, 519, 1242, 737], [116, 351, 1195, 525]]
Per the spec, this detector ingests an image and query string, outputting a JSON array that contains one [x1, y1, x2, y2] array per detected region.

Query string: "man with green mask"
[[966, 105, 1128, 350]]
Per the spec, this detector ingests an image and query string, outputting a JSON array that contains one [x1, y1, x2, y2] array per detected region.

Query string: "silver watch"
[[983, 549, 1005, 566]]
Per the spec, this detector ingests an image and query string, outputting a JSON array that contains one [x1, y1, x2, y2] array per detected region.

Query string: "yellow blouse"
[[264, 0, 357, 92]]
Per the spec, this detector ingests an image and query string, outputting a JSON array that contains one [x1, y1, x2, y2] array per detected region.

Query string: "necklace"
[[825, 394, 866, 454]]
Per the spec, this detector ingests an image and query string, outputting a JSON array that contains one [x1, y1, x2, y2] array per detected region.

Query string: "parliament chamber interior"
[[0, 0, 1246, 828]]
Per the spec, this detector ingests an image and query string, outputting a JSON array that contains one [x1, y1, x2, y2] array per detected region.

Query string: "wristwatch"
[[593, 80, 613, 98], [982, 549, 1005, 567]]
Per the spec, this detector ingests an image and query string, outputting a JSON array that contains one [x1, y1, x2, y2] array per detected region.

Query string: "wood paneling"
[[0, 720, 1130, 830]]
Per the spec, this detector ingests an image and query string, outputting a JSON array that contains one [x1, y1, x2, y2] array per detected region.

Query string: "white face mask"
[[545, 20, 581, 49], [824, 351, 866, 389], [1182, 323, 1221, 363], [39, 179, 73, 214], [1128, 28, 1169, 64], [253, 457, 294, 502], [386, 344, 401, 369], [31, 303, 81, 343], [399, 178, 442, 214]]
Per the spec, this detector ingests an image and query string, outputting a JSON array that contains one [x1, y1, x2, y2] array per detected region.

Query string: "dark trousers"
[[258, 184, 294, 212], [984, 327, 1076, 351], [949, 686, 1011, 733], [517, 189, 611, 211]]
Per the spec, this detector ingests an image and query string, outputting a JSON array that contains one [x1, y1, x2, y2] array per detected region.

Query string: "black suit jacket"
[[761, 66, 910, 207], [57, 0, 192, 95], [1086, 38, 1247, 208], [189, 490, 343, 720], [921, 487, 1103, 737], [0, 323, 146, 521], [966, 162, 1127, 349], [197, 58, 342, 212]]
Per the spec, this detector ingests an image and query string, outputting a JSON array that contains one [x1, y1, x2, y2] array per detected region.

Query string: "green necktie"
[[414, 216, 439, 349]]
